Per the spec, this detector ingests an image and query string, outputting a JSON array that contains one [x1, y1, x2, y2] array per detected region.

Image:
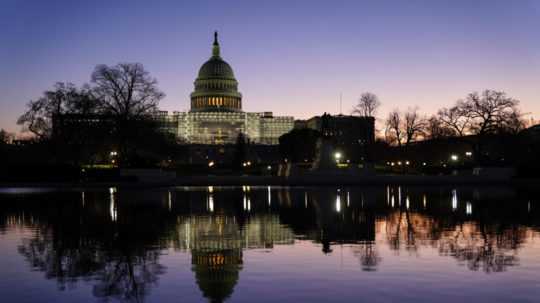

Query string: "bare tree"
[[17, 82, 92, 139], [66, 84, 100, 115], [425, 115, 455, 140], [461, 90, 522, 136], [91, 63, 164, 119], [385, 109, 404, 147], [404, 107, 426, 146], [499, 109, 527, 134], [352, 92, 380, 117], [437, 105, 470, 137], [90, 63, 167, 165]]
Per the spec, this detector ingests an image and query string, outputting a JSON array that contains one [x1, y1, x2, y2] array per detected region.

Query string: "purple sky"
[[1, 0, 539, 133]]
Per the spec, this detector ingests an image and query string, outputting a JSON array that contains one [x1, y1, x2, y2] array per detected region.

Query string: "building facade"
[[159, 32, 294, 145], [302, 114, 375, 146], [295, 113, 376, 162]]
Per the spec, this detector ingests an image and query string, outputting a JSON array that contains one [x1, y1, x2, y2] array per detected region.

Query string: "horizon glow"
[[1, 0, 539, 134]]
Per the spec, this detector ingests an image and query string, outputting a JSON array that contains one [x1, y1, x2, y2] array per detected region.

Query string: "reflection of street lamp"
[[335, 194, 341, 212]]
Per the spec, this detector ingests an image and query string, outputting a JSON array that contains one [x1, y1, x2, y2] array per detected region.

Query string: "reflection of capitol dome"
[[192, 249, 242, 303], [187, 215, 244, 303], [173, 213, 295, 302], [190, 32, 242, 113]]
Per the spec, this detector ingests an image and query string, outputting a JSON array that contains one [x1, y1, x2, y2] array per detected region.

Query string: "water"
[[1, 185, 539, 302]]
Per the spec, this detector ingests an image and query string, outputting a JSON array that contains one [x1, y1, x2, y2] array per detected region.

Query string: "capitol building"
[[158, 32, 294, 145]]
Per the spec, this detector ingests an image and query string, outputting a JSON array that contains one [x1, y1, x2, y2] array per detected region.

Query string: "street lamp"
[[109, 151, 118, 166], [451, 154, 459, 161], [334, 152, 342, 163]]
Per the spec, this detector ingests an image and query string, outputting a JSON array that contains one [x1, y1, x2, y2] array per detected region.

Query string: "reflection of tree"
[[9, 190, 173, 302], [385, 209, 424, 253], [438, 223, 523, 273], [382, 205, 525, 273], [18, 233, 104, 290], [93, 251, 165, 303], [18, 228, 165, 302], [351, 241, 380, 271]]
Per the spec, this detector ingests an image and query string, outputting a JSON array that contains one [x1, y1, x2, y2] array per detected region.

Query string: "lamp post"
[[110, 151, 118, 166], [334, 152, 342, 164]]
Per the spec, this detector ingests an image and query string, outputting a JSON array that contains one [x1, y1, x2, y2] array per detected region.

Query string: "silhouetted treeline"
[[8, 63, 177, 172]]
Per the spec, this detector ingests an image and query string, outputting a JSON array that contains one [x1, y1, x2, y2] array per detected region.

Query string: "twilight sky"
[[1, 0, 539, 133]]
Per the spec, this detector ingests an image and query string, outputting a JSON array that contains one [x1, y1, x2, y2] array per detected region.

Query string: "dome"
[[197, 57, 236, 80], [190, 32, 242, 113]]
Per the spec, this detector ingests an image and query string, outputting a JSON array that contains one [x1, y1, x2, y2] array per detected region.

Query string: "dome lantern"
[[212, 31, 220, 57]]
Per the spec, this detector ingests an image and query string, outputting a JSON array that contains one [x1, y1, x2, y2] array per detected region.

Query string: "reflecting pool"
[[1, 186, 539, 302]]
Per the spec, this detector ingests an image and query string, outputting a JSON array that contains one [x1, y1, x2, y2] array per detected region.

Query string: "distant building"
[[52, 114, 114, 137], [294, 113, 375, 162], [295, 113, 375, 162], [300, 114, 375, 145], [158, 32, 294, 145]]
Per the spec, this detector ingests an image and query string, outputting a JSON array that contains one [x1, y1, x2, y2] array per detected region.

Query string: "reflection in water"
[[0, 186, 539, 302], [452, 189, 458, 211], [110, 187, 117, 222], [335, 192, 341, 213], [174, 214, 294, 302], [267, 186, 271, 206]]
